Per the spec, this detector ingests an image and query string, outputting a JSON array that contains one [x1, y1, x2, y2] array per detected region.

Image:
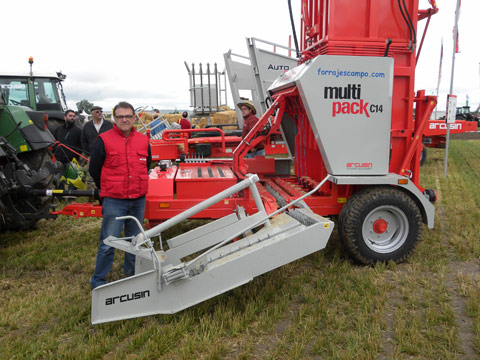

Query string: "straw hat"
[[237, 100, 256, 115]]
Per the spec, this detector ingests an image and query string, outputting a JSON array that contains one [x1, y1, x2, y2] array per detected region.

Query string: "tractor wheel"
[[47, 118, 65, 134], [420, 145, 427, 166], [0, 148, 59, 232], [338, 186, 422, 265]]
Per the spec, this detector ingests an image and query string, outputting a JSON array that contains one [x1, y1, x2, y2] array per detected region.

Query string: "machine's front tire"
[[338, 186, 422, 265]]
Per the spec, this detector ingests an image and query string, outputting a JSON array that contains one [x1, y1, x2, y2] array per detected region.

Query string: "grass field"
[[1, 139, 479, 359]]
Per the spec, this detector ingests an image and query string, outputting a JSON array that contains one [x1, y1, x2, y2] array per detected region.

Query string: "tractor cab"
[[456, 106, 470, 115], [0, 72, 68, 131]]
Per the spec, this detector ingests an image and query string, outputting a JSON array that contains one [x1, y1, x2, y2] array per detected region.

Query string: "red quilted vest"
[[99, 125, 149, 199]]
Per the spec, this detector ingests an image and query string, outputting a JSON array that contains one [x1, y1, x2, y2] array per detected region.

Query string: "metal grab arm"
[[115, 215, 151, 248], [111, 214, 163, 290], [183, 174, 332, 272], [142, 174, 261, 239]]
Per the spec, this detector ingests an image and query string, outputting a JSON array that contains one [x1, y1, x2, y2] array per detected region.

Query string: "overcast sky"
[[2, 0, 477, 113]]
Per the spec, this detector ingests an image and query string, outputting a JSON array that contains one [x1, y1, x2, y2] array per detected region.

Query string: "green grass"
[[1, 139, 479, 359]]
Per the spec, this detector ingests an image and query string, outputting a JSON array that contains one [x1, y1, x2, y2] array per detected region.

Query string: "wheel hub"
[[362, 205, 409, 253], [373, 219, 388, 234]]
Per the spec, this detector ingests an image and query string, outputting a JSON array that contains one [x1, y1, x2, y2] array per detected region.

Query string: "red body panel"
[[175, 164, 237, 199], [424, 120, 477, 136], [423, 120, 477, 148]]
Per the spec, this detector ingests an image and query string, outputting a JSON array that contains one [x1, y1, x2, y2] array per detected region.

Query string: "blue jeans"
[[90, 196, 146, 289], [246, 148, 266, 158]]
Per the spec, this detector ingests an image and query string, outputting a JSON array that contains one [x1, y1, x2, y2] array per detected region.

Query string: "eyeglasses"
[[114, 115, 134, 120], [93, 110, 103, 113]]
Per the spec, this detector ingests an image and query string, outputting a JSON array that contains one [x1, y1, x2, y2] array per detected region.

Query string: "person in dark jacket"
[[81, 105, 113, 157], [53, 110, 83, 164], [89, 101, 151, 289]]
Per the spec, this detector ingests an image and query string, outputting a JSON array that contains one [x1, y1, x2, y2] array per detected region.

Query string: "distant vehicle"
[[440, 105, 479, 127]]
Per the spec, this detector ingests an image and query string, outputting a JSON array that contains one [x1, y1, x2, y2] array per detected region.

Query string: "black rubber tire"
[[420, 145, 427, 166], [0, 148, 58, 232], [46, 118, 65, 134], [338, 186, 422, 265]]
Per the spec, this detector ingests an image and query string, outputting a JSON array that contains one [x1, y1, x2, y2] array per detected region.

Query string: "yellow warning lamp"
[[28, 57, 34, 76]]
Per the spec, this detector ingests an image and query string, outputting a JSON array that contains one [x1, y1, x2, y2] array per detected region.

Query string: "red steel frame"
[[423, 120, 477, 149], [149, 127, 287, 161], [233, 0, 440, 216], [55, 0, 441, 224], [297, 0, 437, 184]]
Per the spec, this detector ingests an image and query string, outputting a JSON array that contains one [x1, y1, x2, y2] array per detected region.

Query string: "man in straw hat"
[[238, 100, 265, 158]]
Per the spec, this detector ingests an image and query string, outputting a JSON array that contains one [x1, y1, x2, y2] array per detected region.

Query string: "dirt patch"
[[435, 181, 478, 359], [450, 130, 480, 140], [446, 261, 479, 359]]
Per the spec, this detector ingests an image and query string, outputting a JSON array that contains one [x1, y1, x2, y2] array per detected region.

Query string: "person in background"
[[76, 112, 86, 126], [238, 100, 265, 158], [81, 105, 113, 157], [53, 110, 83, 165], [89, 101, 151, 289], [178, 111, 191, 130]]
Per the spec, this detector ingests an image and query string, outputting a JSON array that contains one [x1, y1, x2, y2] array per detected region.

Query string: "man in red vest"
[[89, 101, 152, 289]]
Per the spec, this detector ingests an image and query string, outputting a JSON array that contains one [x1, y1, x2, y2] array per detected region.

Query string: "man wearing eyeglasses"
[[80, 105, 113, 156], [88, 101, 152, 289]]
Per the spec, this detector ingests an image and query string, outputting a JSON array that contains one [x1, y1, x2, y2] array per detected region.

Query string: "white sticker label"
[[0, 84, 26, 90]]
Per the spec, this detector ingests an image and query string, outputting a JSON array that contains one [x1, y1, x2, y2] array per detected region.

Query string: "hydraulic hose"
[[288, 0, 301, 58], [403, 0, 416, 49], [398, 0, 416, 51]]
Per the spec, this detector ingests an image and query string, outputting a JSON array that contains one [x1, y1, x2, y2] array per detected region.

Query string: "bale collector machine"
[[82, 0, 442, 323]]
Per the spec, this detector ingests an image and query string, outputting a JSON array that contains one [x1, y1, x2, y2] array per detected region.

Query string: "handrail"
[[232, 86, 298, 178], [53, 141, 89, 162], [161, 127, 227, 153]]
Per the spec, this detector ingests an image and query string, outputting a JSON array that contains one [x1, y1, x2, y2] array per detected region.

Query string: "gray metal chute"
[[91, 174, 334, 324]]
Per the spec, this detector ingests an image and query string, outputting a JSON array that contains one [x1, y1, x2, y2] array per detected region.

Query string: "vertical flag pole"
[[443, 0, 461, 177], [435, 38, 443, 119]]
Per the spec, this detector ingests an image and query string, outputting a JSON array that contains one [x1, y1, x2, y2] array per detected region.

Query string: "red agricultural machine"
[[421, 119, 477, 164], [57, 0, 445, 323]]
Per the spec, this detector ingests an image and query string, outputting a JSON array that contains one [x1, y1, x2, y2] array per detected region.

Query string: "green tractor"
[[0, 60, 66, 231], [455, 106, 480, 127]]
